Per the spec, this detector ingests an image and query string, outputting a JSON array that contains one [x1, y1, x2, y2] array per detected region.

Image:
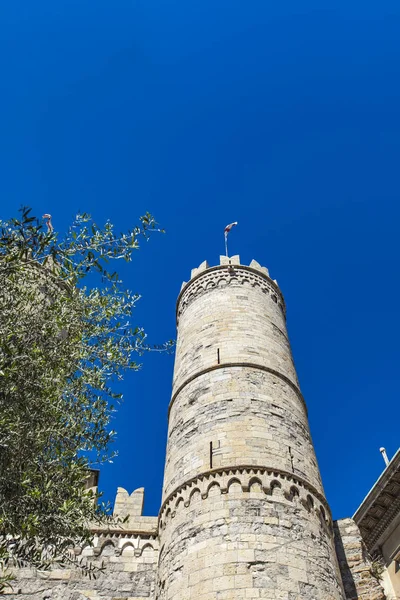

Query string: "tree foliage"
[[0, 208, 171, 589]]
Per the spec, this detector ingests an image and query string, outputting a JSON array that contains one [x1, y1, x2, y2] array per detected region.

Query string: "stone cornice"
[[176, 264, 286, 324], [159, 464, 331, 524], [168, 362, 307, 418], [363, 493, 400, 552], [90, 528, 158, 538], [354, 448, 400, 552]]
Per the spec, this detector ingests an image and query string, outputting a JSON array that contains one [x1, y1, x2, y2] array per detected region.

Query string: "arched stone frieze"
[[177, 266, 286, 323], [159, 466, 332, 528]]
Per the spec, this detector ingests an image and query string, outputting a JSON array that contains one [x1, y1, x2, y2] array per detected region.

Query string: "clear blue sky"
[[1, 1, 399, 520]]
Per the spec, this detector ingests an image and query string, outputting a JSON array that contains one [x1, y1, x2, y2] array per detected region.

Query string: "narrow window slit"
[[209, 441, 213, 469], [289, 446, 295, 473], [217, 348, 220, 364]]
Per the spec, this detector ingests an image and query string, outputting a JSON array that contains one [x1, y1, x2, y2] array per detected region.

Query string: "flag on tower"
[[224, 221, 238, 256]]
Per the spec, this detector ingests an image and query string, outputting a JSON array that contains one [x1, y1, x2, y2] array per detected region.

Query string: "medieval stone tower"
[[8, 255, 396, 600], [156, 256, 345, 599]]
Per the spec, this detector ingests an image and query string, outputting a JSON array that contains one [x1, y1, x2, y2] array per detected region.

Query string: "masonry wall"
[[334, 518, 386, 600], [164, 367, 323, 500], [4, 535, 158, 600], [4, 488, 159, 600]]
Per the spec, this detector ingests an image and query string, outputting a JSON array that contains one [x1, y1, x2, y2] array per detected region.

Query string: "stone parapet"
[[177, 257, 286, 326]]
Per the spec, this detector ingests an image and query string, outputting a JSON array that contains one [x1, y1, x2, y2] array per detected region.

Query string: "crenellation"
[[113, 486, 145, 519], [249, 259, 270, 277], [177, 260, 286, 326], [191, 260, 210, 279]]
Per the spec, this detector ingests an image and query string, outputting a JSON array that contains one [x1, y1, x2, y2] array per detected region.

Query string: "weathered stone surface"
[[334, 518, 386, 600], [4, 532, 159, 599]]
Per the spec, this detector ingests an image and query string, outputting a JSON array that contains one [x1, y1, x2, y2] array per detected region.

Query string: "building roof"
[[353, 448, 400, 553]]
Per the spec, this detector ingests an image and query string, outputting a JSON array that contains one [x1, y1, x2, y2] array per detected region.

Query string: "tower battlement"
[[177, 256, 285, 325], [187, 256, 271, 281], [180, 255, 278, 290]]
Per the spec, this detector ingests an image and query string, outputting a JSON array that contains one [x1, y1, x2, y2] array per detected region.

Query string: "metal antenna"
[[380, 447, 390, 467]]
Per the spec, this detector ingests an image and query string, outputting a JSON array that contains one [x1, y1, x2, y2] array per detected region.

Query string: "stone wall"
[[334, 518, 386, 600], [4, 488, 159, 600]]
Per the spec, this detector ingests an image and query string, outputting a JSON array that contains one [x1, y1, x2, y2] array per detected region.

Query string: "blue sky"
[[1, 1, 399, 520]]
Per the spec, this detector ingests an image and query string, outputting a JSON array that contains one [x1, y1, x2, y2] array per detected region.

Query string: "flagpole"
[[223, 222, 238, 258]]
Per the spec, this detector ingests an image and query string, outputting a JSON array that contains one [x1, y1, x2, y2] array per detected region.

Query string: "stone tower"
[[157, 256, 345, 599]]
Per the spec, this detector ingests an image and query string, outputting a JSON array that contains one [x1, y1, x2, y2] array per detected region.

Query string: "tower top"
[[177, 256, 285, 325], [180, 255, 279, 292]]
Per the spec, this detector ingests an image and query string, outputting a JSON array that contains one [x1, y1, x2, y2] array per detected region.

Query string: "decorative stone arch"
[[78, 543, 92, 557], [139, 542, 155, 556], [288, 485, 300, 502], [99, 539, 115, 557], [188, 487, 201, 504], [165, 507, 172, 521], [248, 477, 264, 493], [174, 496, 184, 510], [195, 285, 204, 296], [269, 479, 282, 496], [319, 505, 328, 525], [206, 480, 221, 497], [157, 543, 165, 567], [227, 477, 243, 493], [121, 541, 135, 556]]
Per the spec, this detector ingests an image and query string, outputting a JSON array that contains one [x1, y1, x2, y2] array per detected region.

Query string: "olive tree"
[[0, 208, 171, 589]]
